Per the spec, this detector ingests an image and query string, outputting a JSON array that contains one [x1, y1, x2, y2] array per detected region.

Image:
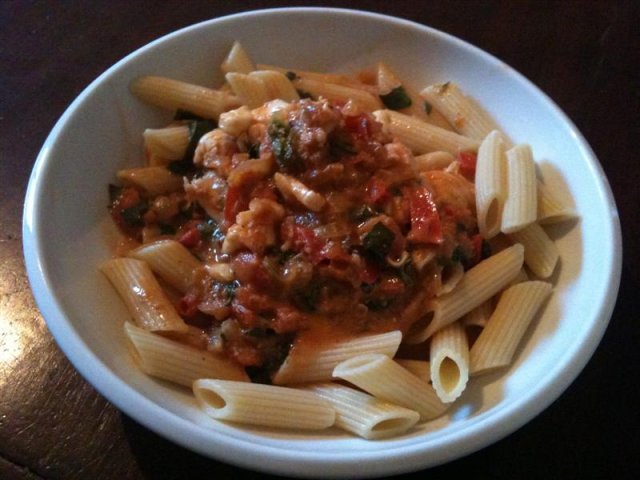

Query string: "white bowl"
[[23, 7, 622, 478]]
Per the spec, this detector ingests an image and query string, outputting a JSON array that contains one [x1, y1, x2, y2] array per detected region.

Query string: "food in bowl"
[[98, 40, 577, 439]]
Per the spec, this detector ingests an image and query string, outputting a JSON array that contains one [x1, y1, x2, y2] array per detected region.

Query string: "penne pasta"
[[462, 299, 494, 329], [257, 63, 378, 93], [129, 239, 203, 293], [304, 382, 420, 439], [333, 353, 448, 420], [395, 359, 431, 382], [470, 281, 552, 375], [100, 258, 188, 332], [130, 75, 240, 120], [294, 77, 383, 112], [429, 322, 469, 403], [373, 109, 479, 155], [272, 331, 402, 385], [193, 379, 335, 430], [116, 166, 183, 196], [475, 130, 507, 238], [405, 243, 525, 343], [412, 151, 456, 172], [501, 144, 538, 234], [220, 41, 255, 74], [125, 322, 248, 386], [419, 81, 507, 142], [249, 70, 300, 102], [143, 125, 190, 162], [536, 179, 577, 224], [508, 222, 559, 278], [225, 72, 271, 108]]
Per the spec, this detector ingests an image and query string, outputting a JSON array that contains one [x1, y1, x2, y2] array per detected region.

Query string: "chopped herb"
[[108, 184, 123, 203], [121, 200, 148, 227], [285, 71, 299, 81], [396, 261, 416, 288], [451, 245, 469, 264], [158, 223, 176, 235], [379, 85, 412, 110], [363, 222, 395, 260], [168, 119, 216, 175], [268, 120, 303, 172], [174, 109, 205, 121], [222, 280, 240, 305], [365, 297, 393, 311], [329, 132, 358, 157], [351, 204, 377, 222], [296, 282, 321, 312], [184, 119, 216, 161], [198, 218, 224, 242], [423, 100, 433, 115], [438, 81, 450, 94], [246, 327, 273, 338], [248, 143, 260, 159], [296, 89, 314, 99], [276, 250, 296, 265]]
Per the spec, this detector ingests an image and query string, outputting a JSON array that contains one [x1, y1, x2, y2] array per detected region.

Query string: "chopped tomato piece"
[[458, 151, 477, 180], [178, 225, 201, 248], [177, 292, 200, 318], [223, 185, 249, 226], [405, 185, 443, 244], [365, 176, 389, 205]]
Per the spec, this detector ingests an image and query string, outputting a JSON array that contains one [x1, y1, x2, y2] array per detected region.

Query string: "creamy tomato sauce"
[[109, 98, 485, 380]]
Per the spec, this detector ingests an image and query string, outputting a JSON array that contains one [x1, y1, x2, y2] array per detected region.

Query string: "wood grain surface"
[[1, 1, 638, 479]]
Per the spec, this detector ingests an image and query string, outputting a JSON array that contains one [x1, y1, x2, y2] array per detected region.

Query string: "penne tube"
[[470, 281, 552, 375], [221, 41, 255, 74], [438, 262, 465, 295], [294, 77, 383, 112], [129, 239, 203, 293], [501, 144, 538, 234], [130, 76, 240, 120], [304, 382, 420, 440], [143, 126, 190, 162], [475, 130, 507, 238], [373, 109, 479, 155], [395, 359, 431, 382], [419, 82, 507, 142], [257, 63, 379, 93], [412, 151, 456, 172], [100, 258, 188, 332], [333, 353, 448, 420], [116, 166, 183, 196], [429, 322, 469, 403], [508, 222, 559, 278], [404, 243, 525, 344], [376, 62, 452, 128], [536, 179, 578, 224], [125, 322, 248, 386], [193, 379, 335, 430], [249, 70, 300, 102], [272, 330, 402, 385], [462, 299, 494, 328], [225, 72, 271, 108]]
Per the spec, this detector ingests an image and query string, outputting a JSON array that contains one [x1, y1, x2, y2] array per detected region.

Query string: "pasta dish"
[[101, 42, 576, 439]]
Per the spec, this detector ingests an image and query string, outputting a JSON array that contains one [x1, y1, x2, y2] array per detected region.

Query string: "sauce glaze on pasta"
[[109, 97, 486, 380]]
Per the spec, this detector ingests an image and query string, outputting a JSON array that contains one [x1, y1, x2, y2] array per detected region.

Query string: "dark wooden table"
[[1, 1, 638, 479]]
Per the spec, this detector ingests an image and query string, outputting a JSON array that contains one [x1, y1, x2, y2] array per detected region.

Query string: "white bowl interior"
[[23, 8, 621, 478]]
